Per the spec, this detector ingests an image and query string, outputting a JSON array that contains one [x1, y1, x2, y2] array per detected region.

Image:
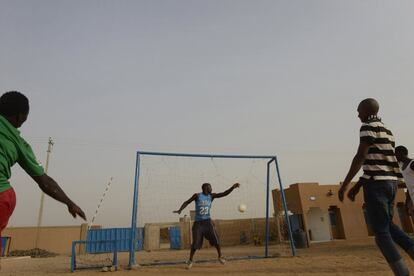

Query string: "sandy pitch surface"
[[1, 239, 413, 275]]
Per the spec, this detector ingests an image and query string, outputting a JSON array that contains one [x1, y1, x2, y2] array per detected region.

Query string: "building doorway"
[[328, 206, 345, 239], [306, 207, 331, 242]]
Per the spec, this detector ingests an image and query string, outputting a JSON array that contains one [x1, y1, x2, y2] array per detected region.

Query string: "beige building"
[[273, 182, 413, 244]]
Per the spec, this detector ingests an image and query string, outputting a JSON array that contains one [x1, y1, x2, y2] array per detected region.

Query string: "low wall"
[[2, 224, 88, 255], [2, 219, 278, 255], [179, 217, 278, 249]]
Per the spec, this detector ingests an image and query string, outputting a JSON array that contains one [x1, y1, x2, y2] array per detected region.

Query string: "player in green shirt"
[[0, 91, 86, 264]]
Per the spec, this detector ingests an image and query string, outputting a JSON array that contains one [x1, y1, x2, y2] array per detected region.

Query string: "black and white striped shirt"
[[359, 116, 403, 182]]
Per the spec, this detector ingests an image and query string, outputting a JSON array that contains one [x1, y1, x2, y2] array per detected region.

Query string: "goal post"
[[128, 151, 296, 268]]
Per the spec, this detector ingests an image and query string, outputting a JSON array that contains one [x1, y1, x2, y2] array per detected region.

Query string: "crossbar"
[[137, 151, 276, 159]]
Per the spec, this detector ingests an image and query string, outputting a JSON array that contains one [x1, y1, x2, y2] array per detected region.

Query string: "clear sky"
[[1, 0, 413, 227]]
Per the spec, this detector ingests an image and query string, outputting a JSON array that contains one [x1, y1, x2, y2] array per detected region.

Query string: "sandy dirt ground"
[[1, 238, 414, 275]]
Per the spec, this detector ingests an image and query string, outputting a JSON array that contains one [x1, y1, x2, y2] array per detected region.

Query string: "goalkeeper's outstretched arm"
[[173, 193, 197, 214], [212, 183, 240, 199]]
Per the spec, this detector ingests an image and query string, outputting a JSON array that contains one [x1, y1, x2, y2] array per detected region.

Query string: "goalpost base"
[[139, 255, 279, 267]]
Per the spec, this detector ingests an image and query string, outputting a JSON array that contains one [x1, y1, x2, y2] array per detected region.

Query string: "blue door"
[[169, 227, 181, 249]]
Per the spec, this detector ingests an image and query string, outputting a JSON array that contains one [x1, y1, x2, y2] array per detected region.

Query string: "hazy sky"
[[1, 1, 414, 227]]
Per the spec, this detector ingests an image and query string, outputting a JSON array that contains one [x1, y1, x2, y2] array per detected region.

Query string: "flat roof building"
[[273, 182, 413, 244]]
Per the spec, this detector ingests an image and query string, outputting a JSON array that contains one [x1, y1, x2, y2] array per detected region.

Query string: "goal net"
[[128, 152, 295, 267]]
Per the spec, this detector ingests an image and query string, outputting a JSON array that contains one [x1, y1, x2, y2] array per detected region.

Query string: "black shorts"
[[191, 219, 219, 250]]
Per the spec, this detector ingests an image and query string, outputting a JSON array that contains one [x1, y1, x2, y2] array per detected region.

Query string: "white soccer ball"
[[238, 204, 247, 213]]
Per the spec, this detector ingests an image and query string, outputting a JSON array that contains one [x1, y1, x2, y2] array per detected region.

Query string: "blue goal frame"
[[128, 151, 296, 268]]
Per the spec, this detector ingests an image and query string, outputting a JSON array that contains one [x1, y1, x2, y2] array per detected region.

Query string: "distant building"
[[273, 182, 413, 244]]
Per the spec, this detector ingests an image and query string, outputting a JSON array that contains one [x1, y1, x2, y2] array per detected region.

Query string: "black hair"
[[395, 145, 408, 156], [359, 98, 379, 115], [0, 91, 29, 117], [201, 183, 211, 190]]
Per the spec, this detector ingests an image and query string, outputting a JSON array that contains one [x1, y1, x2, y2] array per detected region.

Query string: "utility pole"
[[35, 137, 54, 248]]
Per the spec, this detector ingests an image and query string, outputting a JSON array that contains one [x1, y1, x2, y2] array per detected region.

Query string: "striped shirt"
[[359, 116, 403, 182]]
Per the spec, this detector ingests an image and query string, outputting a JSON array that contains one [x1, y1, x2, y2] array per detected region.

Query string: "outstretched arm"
[[173, 193, 197, 215], [339, 141, 370, 201], [31, 174, 86, 220], [212, 183, 240, 199]]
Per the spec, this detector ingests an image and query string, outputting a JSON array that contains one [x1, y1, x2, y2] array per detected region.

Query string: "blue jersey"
[[195, 193, 212, 221]]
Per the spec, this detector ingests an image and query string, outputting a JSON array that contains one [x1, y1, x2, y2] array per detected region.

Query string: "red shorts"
[[0, 188, 16, 251]]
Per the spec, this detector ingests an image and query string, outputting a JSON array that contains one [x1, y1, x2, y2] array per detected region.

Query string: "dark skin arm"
[[347, 181, 363, 202], [173, 193, 197, 215], [339, 141, 370, 201], [212, 183, 240, 199], [172, 183, 241, 214], [31, 174, 86, 220]]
